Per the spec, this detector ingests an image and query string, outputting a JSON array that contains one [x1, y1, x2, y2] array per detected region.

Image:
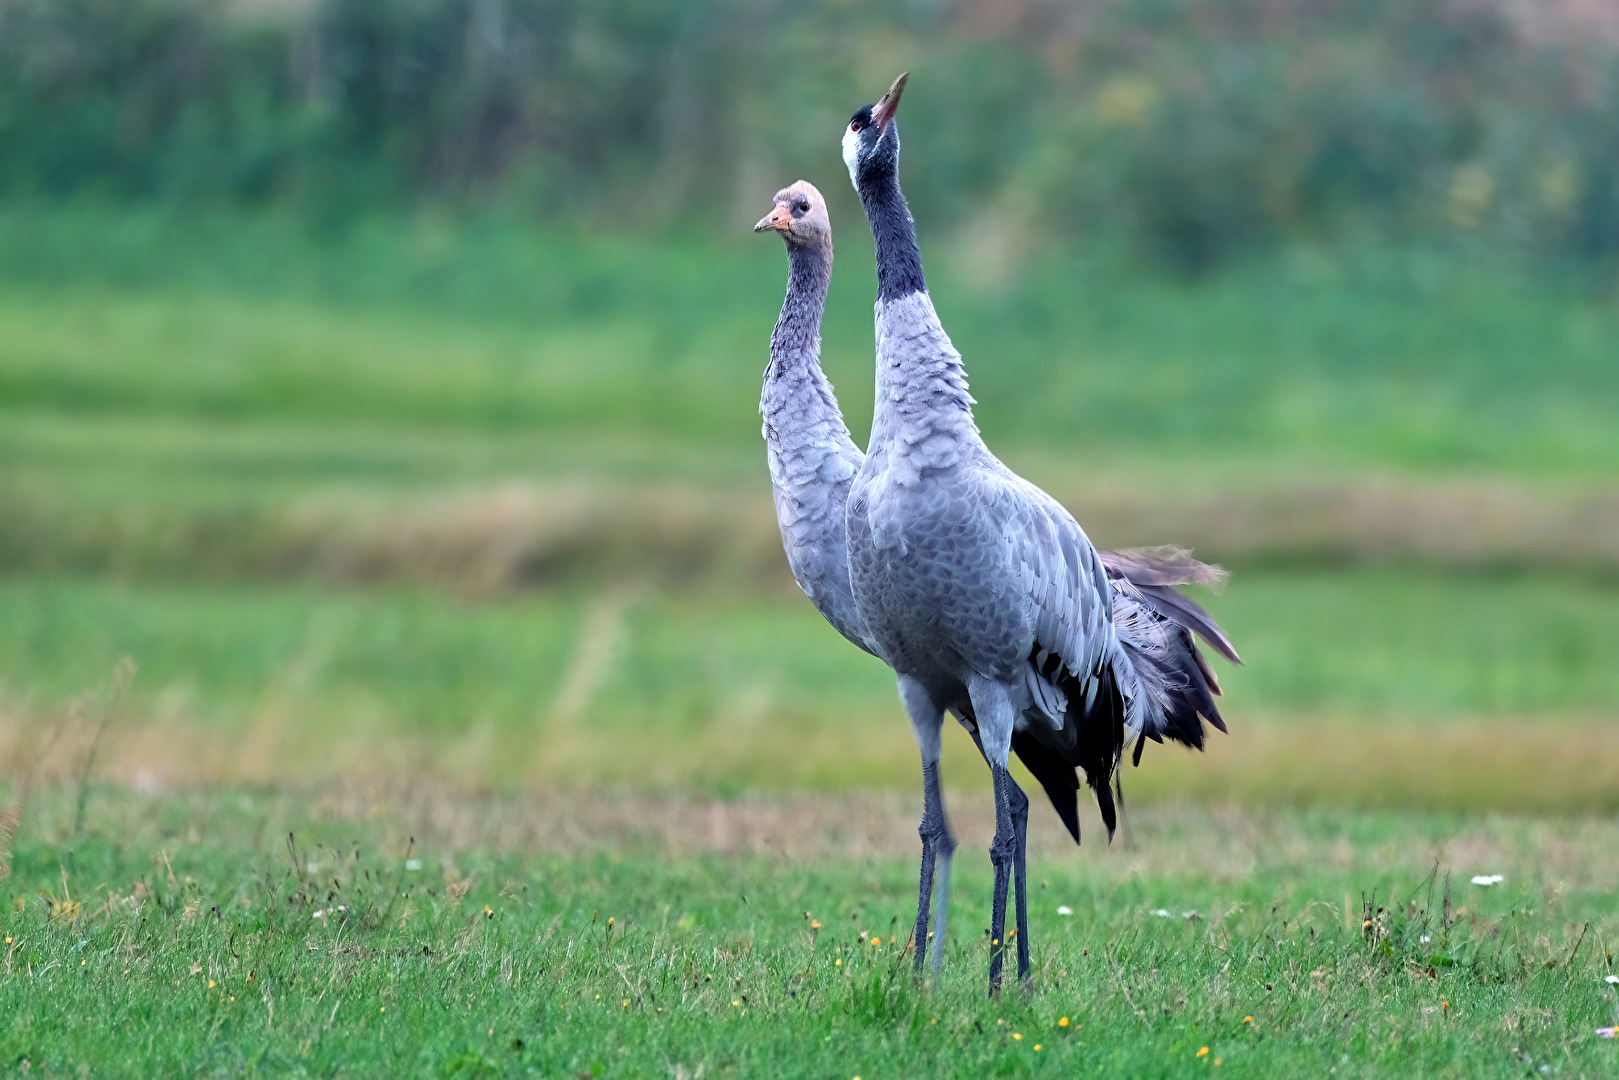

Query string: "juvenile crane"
[[840, 74, 1242, 996], [754, 181, 876, 657]]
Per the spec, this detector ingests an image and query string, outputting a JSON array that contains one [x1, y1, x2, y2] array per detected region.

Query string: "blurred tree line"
[[3, 0, 1618, 271]]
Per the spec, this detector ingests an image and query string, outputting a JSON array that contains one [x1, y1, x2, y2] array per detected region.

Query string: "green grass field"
[[3, 787, 1618, 1078], [1, 205, 1616, 1075], [1, 570, 1617, 809]]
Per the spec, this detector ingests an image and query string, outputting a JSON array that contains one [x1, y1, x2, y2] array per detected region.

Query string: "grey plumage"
[[755, 181, 876, 658], [836, 73, 1241, 996]]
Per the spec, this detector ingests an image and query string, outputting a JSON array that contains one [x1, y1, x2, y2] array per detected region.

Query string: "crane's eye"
[[797, 200, 810, 212], [849, 119, 864, 132]]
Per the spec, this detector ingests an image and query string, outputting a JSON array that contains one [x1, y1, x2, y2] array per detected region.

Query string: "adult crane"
[[839, 74, 1242, 996]]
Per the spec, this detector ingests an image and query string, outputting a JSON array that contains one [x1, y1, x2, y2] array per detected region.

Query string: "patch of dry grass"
[[3, 705, 1617, 816], [4, 474, 1618, 592]]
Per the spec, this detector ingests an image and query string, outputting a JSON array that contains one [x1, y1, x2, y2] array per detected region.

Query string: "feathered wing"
[[997, 481, 1242, 845], [995, 477, 1136, 841]]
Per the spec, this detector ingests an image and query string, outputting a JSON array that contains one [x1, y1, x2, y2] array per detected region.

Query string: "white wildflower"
[[405, 859, 423, 871], [1056, 906, 1073, 916], [1469, 874, 1504, 886], [1152, 909, 1172, 918], [1605, 975, 1619, 985]]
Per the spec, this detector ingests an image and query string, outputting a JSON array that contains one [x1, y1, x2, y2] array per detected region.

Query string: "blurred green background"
[[1, 0, 1615, 811]]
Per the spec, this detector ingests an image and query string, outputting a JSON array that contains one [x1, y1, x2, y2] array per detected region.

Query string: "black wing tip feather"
[[1011, 732, 1083, 845]]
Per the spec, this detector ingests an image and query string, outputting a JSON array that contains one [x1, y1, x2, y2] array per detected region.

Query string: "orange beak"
[[754, 203, 793, 233]]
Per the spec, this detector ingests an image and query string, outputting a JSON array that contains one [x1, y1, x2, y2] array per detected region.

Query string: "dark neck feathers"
[[858, 166, 926, 301]]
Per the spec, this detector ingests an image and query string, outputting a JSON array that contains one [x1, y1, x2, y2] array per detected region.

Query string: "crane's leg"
[[968, 729, 1033, 990], [966, 676, 1018, 998], [899, 677, 954, 989], [987, 761, 1016, 996], [916, 757, 955, 986], [1009, 777, 1032, 991]]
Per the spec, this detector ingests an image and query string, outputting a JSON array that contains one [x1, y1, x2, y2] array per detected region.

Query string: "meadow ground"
[[1, 206, 1616, 1075], [2, 785, 1618, 1078]]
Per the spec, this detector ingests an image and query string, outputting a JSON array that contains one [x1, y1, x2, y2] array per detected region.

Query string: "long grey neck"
[[767, 241, 831, 382], [858, 167, 977, 459], [761, 238, 853, 451]]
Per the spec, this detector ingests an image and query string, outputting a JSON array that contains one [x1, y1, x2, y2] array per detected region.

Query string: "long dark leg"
[[1009, 778, 1031, 990], [987, 763, 1016, 996], [898, 678, 952, 988], [912, 759, 955, 986], [970, 728, 1033, 990]]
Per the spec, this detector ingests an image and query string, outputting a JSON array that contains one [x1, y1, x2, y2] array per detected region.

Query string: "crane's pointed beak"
[[754, 204, 792, 233], [871, 72, 908, 130]]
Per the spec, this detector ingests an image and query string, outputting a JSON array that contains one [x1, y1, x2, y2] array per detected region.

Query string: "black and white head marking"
[[842, 105, 876, 187]]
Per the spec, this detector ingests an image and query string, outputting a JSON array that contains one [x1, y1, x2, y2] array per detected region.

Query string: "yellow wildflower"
[[1034, 1044, 1043, 1051], [1012, 1033, 1023, 1041], [870, 937, 881, 946], [1197, 1046, 1209, 1057], [1059, 1016, 1070, 1027]]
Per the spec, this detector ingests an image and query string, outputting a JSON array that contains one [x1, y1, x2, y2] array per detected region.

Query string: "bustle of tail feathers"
[[1009, 547, 1238, 848], [1100, 547, 1241, 767]]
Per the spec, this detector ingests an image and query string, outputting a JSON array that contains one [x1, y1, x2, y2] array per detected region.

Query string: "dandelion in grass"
[[1012, 1033, 1022, 1041], [870, 936, 881, 947], [1197, 1046, 1209, 1057], [1056, 905, 1073, 916], [1058, 1017, 1070, 1027], [1469, 874, 1504, 886], [1242, 1016, 1253, 1024], [1034, 1044, 1042, 1051]]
